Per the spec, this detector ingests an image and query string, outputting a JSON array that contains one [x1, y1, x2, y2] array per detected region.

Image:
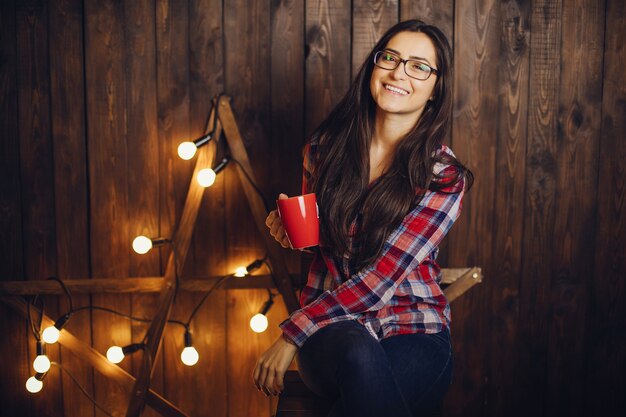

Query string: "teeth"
[[384, 84, 409, 95]]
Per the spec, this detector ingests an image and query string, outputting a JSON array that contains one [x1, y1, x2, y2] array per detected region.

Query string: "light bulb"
[[178, 141, 197, 160], [26, 376, 43, 393], [234, 266, 248, 277], [250, 313, 269, 333], [33, 355, 51, 373], [42, 326, 60, 344], [197, 168, 217, 187], [132, 236, 153, 255], [180, 346, 199, 366], [106, 346, 124, 364]]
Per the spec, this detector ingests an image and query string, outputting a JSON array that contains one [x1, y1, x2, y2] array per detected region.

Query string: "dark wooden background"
[[1, 0, 624, 416]]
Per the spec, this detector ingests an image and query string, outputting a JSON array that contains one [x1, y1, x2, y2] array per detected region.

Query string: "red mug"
[[276, 193, 319, 249]]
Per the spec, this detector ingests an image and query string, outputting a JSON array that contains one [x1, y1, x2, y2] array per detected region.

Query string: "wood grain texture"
[[517, 1, 562, 415], [156, 2, 221, 414], [0, 1, 28, 413], [177, 3, 228, 413], [545, 0, 604, 415], [399, 0, 453, 41], [224, 1, 274, 416], [83, 1, 133, 415], [305, 0, 351, 134], [485, 1, 530, 415], [517, 1, 562, 416], [0, 296, 189, 417], [48, 0, 94, 415], [270, 0, 305, 275], [123, 1, 163, 415], [270, 0, 304, 196], [16, 4, 64, 416], [126, 141, 216, 416], [0, 269, 474, 295], [351, 0, 398, 77], [220, 100, 299, 312], [445, 0, 499, 415], [586, 0, 626, 413], [1, 1, 625, 416]]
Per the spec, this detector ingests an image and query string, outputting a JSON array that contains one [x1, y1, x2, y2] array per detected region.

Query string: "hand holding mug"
[[265, 194, 291, 249]]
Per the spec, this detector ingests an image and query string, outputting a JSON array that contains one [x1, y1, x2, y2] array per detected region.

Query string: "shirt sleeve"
[[280, 164, 465, 347]]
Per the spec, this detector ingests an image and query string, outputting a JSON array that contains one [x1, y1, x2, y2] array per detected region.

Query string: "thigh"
[[380, 329, 454, 414], [296, 320, 383, 399], [297, 320, 414, 417]]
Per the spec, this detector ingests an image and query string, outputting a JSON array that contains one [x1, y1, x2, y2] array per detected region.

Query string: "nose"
[[390, 62, 407, 80]]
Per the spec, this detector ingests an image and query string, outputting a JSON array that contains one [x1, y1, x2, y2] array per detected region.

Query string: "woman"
[[253, 19, 473, 417]]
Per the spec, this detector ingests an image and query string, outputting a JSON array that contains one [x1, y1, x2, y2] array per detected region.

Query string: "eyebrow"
[[384, 48, 433, 65]]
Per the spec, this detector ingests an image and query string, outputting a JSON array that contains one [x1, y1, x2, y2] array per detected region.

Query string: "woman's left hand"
[[253, 335, 298, 396]]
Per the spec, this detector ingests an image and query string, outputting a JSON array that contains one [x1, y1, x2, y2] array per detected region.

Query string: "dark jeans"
[[297, 320, 453, 417]]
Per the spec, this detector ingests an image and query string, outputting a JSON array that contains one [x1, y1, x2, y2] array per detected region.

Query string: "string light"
[[177, 94, 224, 160], [42, 313, 71, 344], [197, 157, 230, 188], [180, 329, 199, 366], [33, 341, 51, 373], [132, 236, 169, 255], [250, 292, 275, 334], [25, 372, 46, 394], [234, 258, 266, 278], [106, 343, 144, 364]]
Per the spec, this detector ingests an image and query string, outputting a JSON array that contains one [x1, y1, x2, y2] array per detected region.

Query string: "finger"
[[270, 220, 282, 238], [252, 362, 262, 391], [264, 370, 277, 396], [278, 193, 289, 200], [265, 210, 277, 227], [280, 235, 291, 249], [257, 363, 269, 393], [275, 369, 285, 393]]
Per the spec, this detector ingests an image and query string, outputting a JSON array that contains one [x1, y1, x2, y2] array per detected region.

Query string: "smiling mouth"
[[384, 84, 409, 95]]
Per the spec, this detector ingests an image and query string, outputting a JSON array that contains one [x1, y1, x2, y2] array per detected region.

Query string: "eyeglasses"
[[373, 51, 439, 81]]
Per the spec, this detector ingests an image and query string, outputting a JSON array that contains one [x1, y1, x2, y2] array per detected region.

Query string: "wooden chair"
[[274, 262, 483, 417]]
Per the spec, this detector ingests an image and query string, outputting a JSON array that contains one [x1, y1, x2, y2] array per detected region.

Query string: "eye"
[[409, 62, 431, 73], [382, 53, 398, 62]]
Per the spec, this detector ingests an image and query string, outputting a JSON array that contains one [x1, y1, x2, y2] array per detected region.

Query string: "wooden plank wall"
[[0, 1, 624, 417]]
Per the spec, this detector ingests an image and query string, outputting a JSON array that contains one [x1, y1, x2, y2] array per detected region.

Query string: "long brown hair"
[[309, 19, 473, 270]]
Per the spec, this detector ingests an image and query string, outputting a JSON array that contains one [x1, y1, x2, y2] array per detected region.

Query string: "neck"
[[372, 108, 422, 149]]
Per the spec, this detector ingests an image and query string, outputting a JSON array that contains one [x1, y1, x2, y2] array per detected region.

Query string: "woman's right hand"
[[266, 193, 291, 249]]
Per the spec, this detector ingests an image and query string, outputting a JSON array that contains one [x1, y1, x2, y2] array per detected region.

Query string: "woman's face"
[[369, 31, 439, 122]]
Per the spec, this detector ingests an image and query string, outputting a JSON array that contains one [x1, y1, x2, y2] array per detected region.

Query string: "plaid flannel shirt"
[[279, 140, 465, 348]]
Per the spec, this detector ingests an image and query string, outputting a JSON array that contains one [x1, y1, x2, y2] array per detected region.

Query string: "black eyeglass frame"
[[373, 51, 439, 81]]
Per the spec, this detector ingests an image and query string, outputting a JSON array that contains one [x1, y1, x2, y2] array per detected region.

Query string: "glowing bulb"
[[250, 313, 269, 333], [33, 355, 51, 373], [42, 326, 60, 344], [106, 346, 124, 364], [234, 266, 248, 277], [197, 168, 217, 187], [132, 236, 153, 255], [26, 376, 43, 393], [180, 346, 199, 366], [178, 142, 198, 160]]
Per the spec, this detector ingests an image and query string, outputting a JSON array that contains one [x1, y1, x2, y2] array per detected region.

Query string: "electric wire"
[[27, 295, 44, 341], [230, 158, 270, 212], [184, 274, 232, 328], [70, 305, 186, 329], [47, 276, 73, 313], [51, 362, 114, 417]]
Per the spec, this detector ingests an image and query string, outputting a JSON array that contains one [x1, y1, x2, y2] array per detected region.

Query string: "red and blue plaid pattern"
[[280, 142, 465, 347]]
